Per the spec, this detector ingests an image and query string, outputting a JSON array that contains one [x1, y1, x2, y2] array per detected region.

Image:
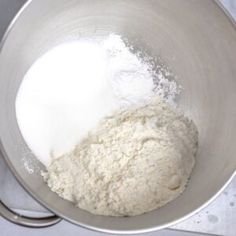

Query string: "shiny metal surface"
[[0, 0, 236, 234], [0, 200, 61, 228], [172, 179, 236, 236]]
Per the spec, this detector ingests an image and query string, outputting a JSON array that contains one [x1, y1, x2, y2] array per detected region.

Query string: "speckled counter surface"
[[0, 0, 236, 236]]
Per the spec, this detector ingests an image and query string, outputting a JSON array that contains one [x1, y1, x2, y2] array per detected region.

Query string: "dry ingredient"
[[15, 34, 179, 166], [16, 34, 198, 216], [43, 98, 198, 216]]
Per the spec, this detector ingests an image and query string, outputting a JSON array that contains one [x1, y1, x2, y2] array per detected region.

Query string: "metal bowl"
[[0, 0, 236, 234]]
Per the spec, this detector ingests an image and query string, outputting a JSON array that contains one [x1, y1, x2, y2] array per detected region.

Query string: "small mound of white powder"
[[16, 34, 179, 166], [43, 98, 198, 216]]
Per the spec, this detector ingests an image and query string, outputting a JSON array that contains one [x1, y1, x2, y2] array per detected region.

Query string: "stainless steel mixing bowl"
[[0, 0, 236, 234]]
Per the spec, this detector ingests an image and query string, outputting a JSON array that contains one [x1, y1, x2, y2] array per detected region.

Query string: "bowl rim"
[[0, 0, 236, 234]]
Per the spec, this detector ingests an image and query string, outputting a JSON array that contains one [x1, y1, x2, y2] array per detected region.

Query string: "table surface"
[[0, 0, 236, 236]]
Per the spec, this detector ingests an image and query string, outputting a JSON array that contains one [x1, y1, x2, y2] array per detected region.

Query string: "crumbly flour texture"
[[43, 98, 198, 216]]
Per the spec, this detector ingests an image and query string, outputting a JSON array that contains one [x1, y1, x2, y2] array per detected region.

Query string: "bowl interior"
[[0, 0, 236, 233]]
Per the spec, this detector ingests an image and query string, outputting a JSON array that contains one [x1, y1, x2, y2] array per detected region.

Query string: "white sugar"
[[16, 34, 179, 166]]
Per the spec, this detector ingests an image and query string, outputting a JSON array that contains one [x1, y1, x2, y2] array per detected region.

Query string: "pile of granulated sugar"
[[16, 34, 180, 167]]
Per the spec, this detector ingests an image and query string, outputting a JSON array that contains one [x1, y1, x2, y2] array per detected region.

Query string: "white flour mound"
[[43, 98, 198, 216]]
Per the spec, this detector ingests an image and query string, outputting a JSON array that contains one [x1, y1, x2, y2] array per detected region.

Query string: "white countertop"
[[0, 1, 236, 236]]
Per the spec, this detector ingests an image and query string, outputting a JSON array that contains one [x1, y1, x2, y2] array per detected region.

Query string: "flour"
[[16, 34, 196, 216], [43, 98, 198, 216], [16, 34, 179, 166]]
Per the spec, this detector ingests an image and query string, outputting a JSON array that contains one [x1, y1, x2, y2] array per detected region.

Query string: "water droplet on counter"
[[207, 214, 219, 223]]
